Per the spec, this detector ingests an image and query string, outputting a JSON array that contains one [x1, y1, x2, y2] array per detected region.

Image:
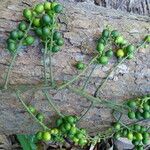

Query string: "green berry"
[[116, 49, 125, 58], [128, 111, 136, 119], [10, 30, 18, 40], [35, 28, 42, 36], [76, 61, 85, 70], [25, 36, 35, 45], [115, 36, 124, 44], [23, 9, 32, 20], [42, 14, 52, 25], [142, 111, 150, 119], [53, 4, 63, 13], [126, 45, 135, 53], [64, 123, 71, 131], [105, 50, 113, 57], [36, 131, 43, 140], [135, 133, 143, 141], [36, 113, 44, 122], [102, 29, 110, 38], [78, 138, 87, 146], [134, 124, 141, 132], [53, 31, 62, 40], [127, 100, 137, 108], [51, 45, 60, 53], [33, 18, 41, 27], [35, 4, 44, 14], [56, 38, 64, 46], [127, 53, 134, 59], [135, 111, 143, 120], [28, 105, 36, 113], [7, 42, 16, 52], [17, 30, 24, 39], [42, 131, 51, 141], [96, 43, 105, 52], [114, 132, 120, 140], [111, 30, 119, 38], [44, 1, 51, 11], [42, 27, 50, 37], [66, 116, 75, 124], [97, 56, 108, 65], [70, 126, 77, 135], [56, 118, 63, 127], [113, 122, 121, 130], [143, 103, 150, 111], [127, 132, 133, 140], [18, 22, 27, 31]]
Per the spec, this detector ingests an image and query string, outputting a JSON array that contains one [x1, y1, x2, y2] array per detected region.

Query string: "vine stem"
[[43, 90, 64, 117], [4, 20, 33, 89], [15, 90, 50, 130], [58, 55, 98, 90], [43, 41, 48, 85], [82, 64, 97, 90], [48, 15, 55, 86]]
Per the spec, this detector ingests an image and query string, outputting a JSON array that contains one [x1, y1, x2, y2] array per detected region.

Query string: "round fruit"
[[36, 113, 44, 122], [35, 28, 42, 36], [42, 131, 51, 141], [97, 43, 105, 52], [143, 103, 150, 111], [113, 122, 121, 130], [56, 118, 63, 127], [105, 50, 113, 57], [142, 138, 149, 145], [102, 29, 110, 38], [28, 105, 36, 113], [97, 56, 108, 65], [111, 30, 119, 38], [122, 129, 128, 137], [50, 128, 59, 135], [42, 27, 50, 36], [36, 131, 43, 140], [127, 101, 137, 109], [25, 36, 34, 45], [33, 18, 41, 27], [70, 126, 77, 135], [53, 31, 61, 40], [51, 45, 60, 52], [142, 132, 149, 139], [66, 116, 75, 124], [134, 124, 141, 132], [7, 42, 16, 52], [42, 14, 52, 25], [140, 127, 147, 133], [135, 111, 143, 120], [72, 137, 79, 144], [135, 133, 143, 141], [76, 132, 83, 139], [35, 4, 44, 14], [126, 45, 135, 53], [132, 139, 139, 146], [142, 111, 150, 119], [23, 9, 32, 20], [76, 61, 85, 70], [7, 39, 16, 44], [116, 49, 125, 58], [145, 35, 150, 42], [127, 132, 133, 140], [135, 146, 144, 150], [115, 36, 124, 44], [44, 1, 51, 11], [128, 111, 136, 119], [17, 30, 24, 39], [64, 123, 71, 131], [10, 30, 18, 40], [53, 4, 63, 13], [18, 22, 27, 31], [56, 38, 64, 46], [98, 38, 106, 45]]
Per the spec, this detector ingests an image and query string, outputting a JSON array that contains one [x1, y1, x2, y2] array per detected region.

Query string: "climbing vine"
[[3, 0, 150, 150]]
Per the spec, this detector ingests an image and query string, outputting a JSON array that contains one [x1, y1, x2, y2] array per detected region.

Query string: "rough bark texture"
[[0, 0, 150, 134]]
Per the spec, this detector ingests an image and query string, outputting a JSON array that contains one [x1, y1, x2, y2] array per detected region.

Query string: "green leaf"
[[16, 134, 37, 150]]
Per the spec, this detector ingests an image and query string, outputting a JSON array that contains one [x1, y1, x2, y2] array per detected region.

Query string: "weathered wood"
[[0, 0, 150, 134]]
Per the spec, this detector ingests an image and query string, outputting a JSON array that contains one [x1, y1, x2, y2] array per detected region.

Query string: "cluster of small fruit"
[[113, 122, 150, 150], [96, 28, 137, 65], [36, 115, 88, 147], [127, 95, 150, 120], [6, 1, 64, 54]]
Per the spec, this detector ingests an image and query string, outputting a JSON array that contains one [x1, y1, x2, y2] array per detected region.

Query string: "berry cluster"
[[96, 28, 137, 65], [113, 122, 150, 150], [36, 115, 88, 147], [127, 95, 150, 120]]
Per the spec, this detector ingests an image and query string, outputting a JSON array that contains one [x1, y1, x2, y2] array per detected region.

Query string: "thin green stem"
[[43, 90, 64, 117], [15, 90, 49, 130], [82, 64, 97, 90], [43, 41, 48, 85], [4, 20, 33, 89], [48, 15, 55, 86], [58, 55, 98, 90]]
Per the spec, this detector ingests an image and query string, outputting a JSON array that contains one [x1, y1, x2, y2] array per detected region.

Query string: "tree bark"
[[0, 0, 150, 134]]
